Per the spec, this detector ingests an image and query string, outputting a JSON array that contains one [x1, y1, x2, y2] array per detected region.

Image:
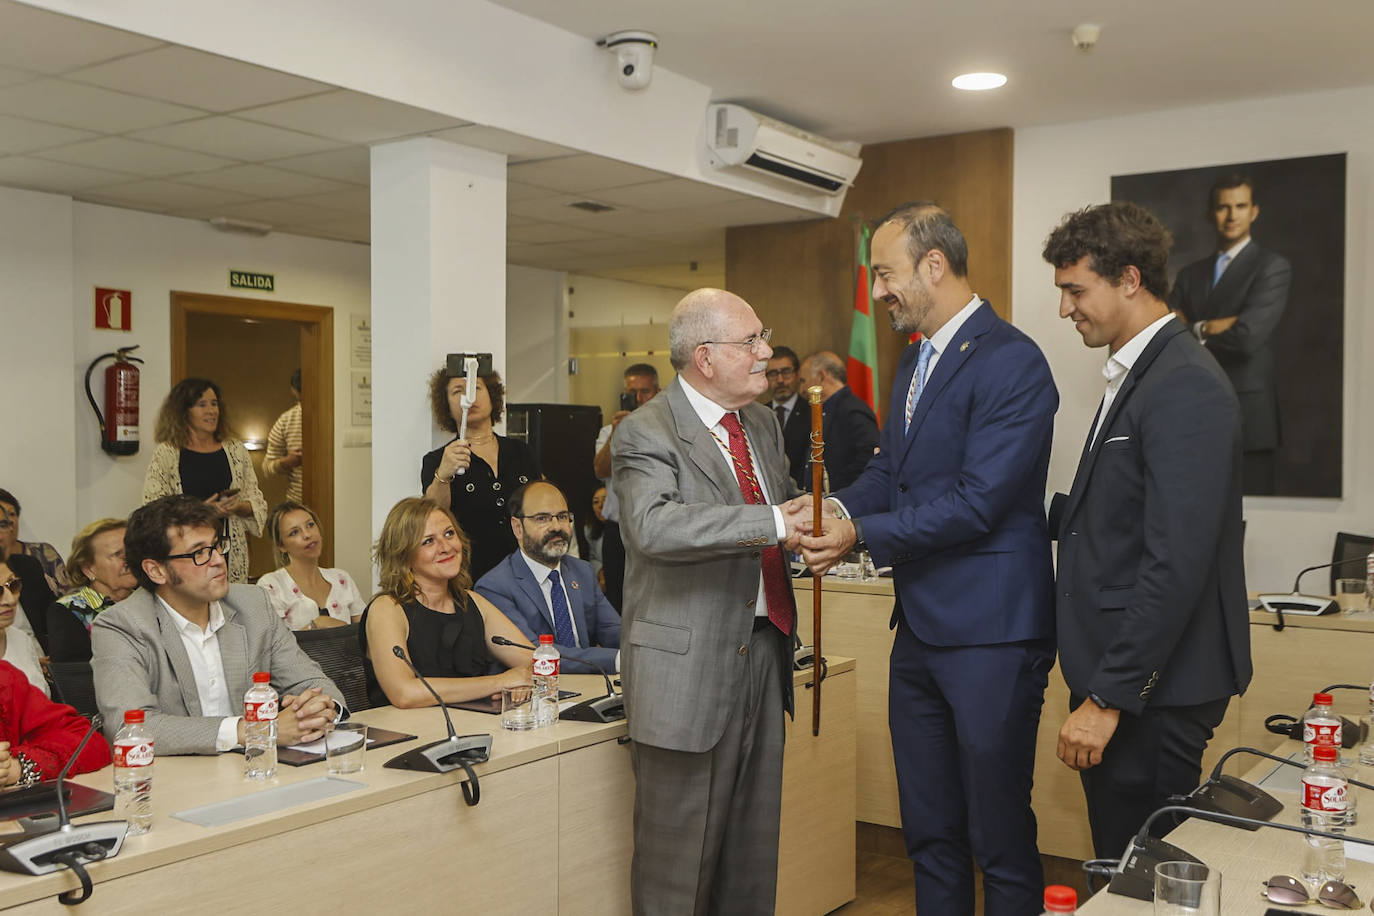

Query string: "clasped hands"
[[779, 496, 857, 575], [237, 686, 338, 747]]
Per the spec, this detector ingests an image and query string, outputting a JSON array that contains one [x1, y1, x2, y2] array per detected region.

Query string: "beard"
[[886, 276, 935, 335], [523, 528, 571, 565]]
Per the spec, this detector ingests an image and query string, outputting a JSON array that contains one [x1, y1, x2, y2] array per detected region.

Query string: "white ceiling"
[[491, 0, 1374, 143]]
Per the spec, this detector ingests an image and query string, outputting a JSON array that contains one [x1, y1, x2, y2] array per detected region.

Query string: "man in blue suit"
[[475, 481, 621, 674], [799, 202, 1058, 915]]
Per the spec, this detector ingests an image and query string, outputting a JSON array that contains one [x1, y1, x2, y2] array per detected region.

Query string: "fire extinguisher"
[[85, 345, 144, 456]]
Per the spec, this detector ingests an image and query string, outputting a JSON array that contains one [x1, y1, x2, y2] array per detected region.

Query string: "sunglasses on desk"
[[1262, 875, 1362, 909]]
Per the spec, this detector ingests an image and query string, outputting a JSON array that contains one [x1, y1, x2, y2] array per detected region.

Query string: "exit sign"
[[230, 270, 275, 291]]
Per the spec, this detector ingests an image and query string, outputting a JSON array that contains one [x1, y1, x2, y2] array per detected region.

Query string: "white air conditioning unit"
[[704, 103, 862, 195]]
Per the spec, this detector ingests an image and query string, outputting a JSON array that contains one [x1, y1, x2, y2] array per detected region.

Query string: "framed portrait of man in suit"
[[1111, 153, 1346, 498]]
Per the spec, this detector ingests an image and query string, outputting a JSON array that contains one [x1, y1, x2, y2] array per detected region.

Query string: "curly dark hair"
[[1041, 202, 1173, 301], [154, 377, 234, 447], [125, 494, 224, 591], [428, 367, 505, 433]]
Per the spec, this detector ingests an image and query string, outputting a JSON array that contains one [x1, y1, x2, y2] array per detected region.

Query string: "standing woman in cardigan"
[[142, 378, 267, 583]]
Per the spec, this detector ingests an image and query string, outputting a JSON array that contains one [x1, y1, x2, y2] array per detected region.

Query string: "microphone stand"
[[491, 635, 625, 723], [1259, 555, 1369, 630]]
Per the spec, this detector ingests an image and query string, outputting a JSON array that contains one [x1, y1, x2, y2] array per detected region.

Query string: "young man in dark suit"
[[766, 345, 810, 489], [1044, 202, 1252, 859], [1168, 174, 1292, 494]]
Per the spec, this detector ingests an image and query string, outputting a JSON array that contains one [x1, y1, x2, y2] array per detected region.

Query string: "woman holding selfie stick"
[[143, 378, 267, 584]]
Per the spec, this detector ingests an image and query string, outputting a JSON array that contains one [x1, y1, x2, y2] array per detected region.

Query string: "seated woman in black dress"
[[420, 367, 540, 582], [361, 498, 532, 709]]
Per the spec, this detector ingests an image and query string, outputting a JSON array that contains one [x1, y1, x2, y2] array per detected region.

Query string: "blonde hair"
[[373, 498, 472, 604], [266, 501, 323, 566], [67, 518, 128, 588]]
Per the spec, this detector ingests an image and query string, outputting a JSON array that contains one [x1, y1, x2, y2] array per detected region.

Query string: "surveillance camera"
[[599, 30, 658, 91], [1071, 23, 1101, 51]]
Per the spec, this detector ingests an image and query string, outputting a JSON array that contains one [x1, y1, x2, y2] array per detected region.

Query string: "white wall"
[[1012, 85, 1373, 592], [0, 186, 375, 582], [567, 274, 681, 328], [506, 265, 567, 405]]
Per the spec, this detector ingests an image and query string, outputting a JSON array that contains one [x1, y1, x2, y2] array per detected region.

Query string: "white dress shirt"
[[922, 294, 984, 380], [679, 376, 787, 618], [159, 597, 241, 751], [1088, 312, 1177, 448], [772, 392, 800, 424]]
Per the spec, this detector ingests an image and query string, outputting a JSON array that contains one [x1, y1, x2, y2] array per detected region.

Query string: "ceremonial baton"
[[808, 384, 825, 736]]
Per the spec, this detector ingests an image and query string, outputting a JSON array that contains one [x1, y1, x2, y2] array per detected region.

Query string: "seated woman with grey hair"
[[46, 518, 138, 663]]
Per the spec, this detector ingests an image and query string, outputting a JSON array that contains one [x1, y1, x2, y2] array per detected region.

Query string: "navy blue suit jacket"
[[833, 301, 1058, 646], [475, 552, 621, 674]]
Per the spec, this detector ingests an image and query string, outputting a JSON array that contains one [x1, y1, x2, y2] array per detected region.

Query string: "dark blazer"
[[1053, 321, 1252, 715], [5, 554, 54, 653], [46, 591, 118, 663], [820, 385, 879, 492], [475, 551, 621, 674], [1169, 241, 1291, 451], [774, 396, 811, 489], [833, 301, 1058, 646]]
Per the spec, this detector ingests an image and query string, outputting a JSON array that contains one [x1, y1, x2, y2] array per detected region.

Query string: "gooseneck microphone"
[[1259, 554, 1370, 627], [491, 635, 626, 723], [0, 719, 129, 905], [381, 645, 492, 806], [1182, 745, 1374, 825]]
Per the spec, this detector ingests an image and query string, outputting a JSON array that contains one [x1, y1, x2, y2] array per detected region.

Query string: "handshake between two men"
[[777, 496, 853, 575]]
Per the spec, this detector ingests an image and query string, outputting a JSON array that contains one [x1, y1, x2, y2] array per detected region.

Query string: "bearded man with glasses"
[[764, 345, 810, 489], [475, 481, 621, 674], [92, 495, 345, 755]]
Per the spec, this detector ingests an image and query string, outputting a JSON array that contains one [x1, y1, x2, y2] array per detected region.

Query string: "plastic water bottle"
[[1360, 679, 1374, 767], [112, 709, 154, 835], [1304, 692, 1341, 763], [1041, 884, 1077, 914], [1366, 550, 1374, 609], [1302, 745, 1348, 885], [532, 634, 560, 727], [243, 671, 278, 779]]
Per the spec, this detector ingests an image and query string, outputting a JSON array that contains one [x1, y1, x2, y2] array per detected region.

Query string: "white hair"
[[668, 288, 731, 370]]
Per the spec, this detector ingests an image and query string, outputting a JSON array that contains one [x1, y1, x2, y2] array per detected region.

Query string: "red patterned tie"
[[719, 412, 796, 634]]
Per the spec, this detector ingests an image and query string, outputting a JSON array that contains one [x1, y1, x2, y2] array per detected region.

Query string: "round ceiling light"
[[952, 72, 1007, 91]]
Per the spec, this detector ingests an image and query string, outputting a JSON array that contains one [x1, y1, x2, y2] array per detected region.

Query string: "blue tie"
[[1212, 252, 1230, 288], [904, 340, 934, 435], [547, 569, 577, 647]]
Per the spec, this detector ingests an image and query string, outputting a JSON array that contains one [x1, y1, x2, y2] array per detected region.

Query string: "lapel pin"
[[959, 340, 970, 353], [569, 580, 580, 590]]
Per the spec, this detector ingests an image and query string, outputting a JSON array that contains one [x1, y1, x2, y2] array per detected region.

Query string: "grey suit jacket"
[[613, 378, 801, 753], [92, 585, 344, 755]]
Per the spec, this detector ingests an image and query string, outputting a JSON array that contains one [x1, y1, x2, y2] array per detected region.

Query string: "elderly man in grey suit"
[[93, 495, 343, 755], [613, 288, 806, 915]]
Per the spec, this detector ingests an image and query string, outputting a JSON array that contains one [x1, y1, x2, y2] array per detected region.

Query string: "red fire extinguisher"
[[85, 345, 144, 456]]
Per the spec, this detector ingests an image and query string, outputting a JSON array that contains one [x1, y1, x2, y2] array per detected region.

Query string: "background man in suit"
[[93, 495, 343, 755], [1169, 173, 1292, 494], [614, 288, 804, 914], [1044, 202, 1252, 859], [798, 350, 880, 492], [593, 363, 660, 612], [798, 203, 1058, 915], [475, 480, 620, 674], [766, 344, 810, 488]]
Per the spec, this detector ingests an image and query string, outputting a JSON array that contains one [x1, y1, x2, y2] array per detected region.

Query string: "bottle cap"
[[1315, 692, 1334, 705], [253, 671, 271, 683], [539, 634, 554, 644], [1315, 745, 1339, 762], [123, 709, 145, 724], [1044, 884, 1077, 911]]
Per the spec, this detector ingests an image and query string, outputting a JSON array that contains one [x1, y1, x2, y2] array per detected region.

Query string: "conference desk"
[[0, 663, 856, 913], [793, 576, 1374, 861]]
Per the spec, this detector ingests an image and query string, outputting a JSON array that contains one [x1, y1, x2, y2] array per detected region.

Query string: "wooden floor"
[[832, 824, 1090, 915]]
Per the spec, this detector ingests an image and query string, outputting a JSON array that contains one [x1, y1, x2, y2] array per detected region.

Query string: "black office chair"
[[48, 661, 100, 722], [1331, 532, 1373, 595], [293, 623, 371, 712]]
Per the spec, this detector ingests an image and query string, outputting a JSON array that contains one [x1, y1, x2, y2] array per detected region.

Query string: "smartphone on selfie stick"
[[445, 352, 493, 476]]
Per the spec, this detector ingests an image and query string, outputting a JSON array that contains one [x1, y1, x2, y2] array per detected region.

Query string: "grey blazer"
[[92, 585, 344, 755], [613, 378, 801, 753]]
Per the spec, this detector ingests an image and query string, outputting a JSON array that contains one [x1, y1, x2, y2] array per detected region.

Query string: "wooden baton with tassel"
[[807, 384, 825, 736]]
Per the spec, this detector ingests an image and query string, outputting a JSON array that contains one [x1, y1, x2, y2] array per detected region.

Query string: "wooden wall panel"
[[727, 128, 1013, 406]]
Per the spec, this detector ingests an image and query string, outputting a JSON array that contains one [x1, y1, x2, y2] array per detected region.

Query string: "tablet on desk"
[[230, 725, 418, 766], [449, 689, 580, 716]]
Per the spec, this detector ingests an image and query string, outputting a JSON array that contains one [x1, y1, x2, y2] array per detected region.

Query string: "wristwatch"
[[1087, 692, 1115, 711], [850, 518, 868, 552]]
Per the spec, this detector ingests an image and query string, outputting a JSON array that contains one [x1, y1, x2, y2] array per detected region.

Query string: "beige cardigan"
[[141, 440, 268, 584]]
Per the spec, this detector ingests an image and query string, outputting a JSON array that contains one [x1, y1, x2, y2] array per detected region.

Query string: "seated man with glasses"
[[475, 481, 621, 674], [92, 495, 345, 755]]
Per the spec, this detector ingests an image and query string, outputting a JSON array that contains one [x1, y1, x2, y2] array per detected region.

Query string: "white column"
[[370, 138, 507, 544]]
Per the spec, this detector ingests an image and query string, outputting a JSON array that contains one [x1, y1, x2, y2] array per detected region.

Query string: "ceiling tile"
[[430, 125, 577, 163], [284, 188, 370, 214], [507, 181, 563, 203], [216, 199, 352, 227], [593, 178, 746, 211], [36, 136, 237, 177], [0, 155, 136, 192], [268, 147, 371, 184], [506, 221, 609, 244], [0, 65, 36, 89], [0, 78, 203, 133], [76, 179, 253, 211], [507, 193, 611, 222], [0, 114, 96, 155], [0, 4, 163, 74], [65, 46, 334, 113], [509, 154, 669, 193], [236, 90, 468, 144], [279, 223, 369, 244], [559, 236, 681, 257], [179, 164, 352, 197], [295, 212, 371, 238], [129, 117, 344, 161], [582, 262, 725, 292]]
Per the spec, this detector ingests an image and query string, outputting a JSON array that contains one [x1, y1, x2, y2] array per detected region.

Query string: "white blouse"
[[257, 567, 366, 630], [2, 627, 50, 697]]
